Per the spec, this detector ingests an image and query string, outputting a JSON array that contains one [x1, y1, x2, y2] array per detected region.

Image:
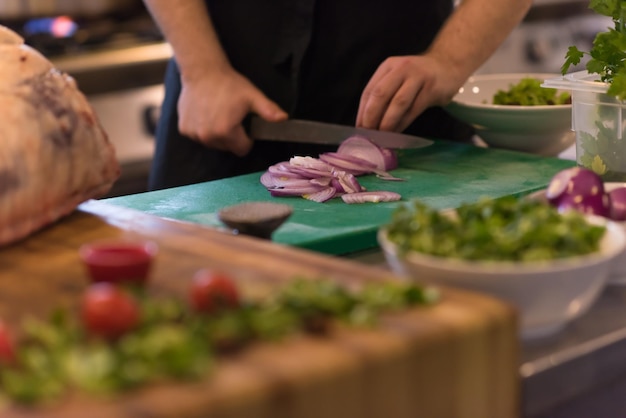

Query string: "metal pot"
[[0, 0, 141, 20]]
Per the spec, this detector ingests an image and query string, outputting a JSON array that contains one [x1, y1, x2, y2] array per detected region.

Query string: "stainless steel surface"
[[250, 117, 434, 149], [52, 42, 172, 95], [0, 0, 138, 19], [346, 249, 626, 417]]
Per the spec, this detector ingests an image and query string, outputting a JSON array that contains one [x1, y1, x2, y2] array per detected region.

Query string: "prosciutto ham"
[[0, 26, 120, 246]]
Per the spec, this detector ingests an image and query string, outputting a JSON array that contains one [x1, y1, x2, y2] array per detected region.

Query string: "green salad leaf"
[[492, 77, 571, 105]]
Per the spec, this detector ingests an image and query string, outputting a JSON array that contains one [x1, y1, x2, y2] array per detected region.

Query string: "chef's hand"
[[177, 65, 288, 156], [356, 54, 461, 133]]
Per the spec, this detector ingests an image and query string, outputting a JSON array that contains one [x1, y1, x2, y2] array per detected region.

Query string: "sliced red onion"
[[341, 191, 402, 204], [261, 135, 403, 203], [268, 163, 307, 179], [319, 152, 377, 175], [373, 169, 405, 181], [609, 187, 626, 221], [303, 187, 336, 203], [289, 156, 333, 172], [546, 167, 605, 206], [337, 135, 388, 170], [269, 182, 327, 197], [380, 148, 398, 171], [260, 171, 277, 188], [335, 171, 363, 193]]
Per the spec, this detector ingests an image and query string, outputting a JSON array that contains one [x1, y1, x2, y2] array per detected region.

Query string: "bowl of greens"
[[445, 73, 573, 156], [377, 196, 626, 340]]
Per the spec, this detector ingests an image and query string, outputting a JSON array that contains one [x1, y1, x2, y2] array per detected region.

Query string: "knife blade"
[[249, 117, 434, 149]]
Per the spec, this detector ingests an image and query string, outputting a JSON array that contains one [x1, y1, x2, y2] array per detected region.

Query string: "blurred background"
[[0, 0, 612, 197]]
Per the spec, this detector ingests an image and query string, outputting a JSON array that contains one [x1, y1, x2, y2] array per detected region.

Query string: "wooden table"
[[0, 200, 519, 418]]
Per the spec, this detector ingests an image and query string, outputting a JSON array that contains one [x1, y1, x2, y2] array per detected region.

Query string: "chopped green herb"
[[492, 77, 571, 106], [386, 196, 606, 262]]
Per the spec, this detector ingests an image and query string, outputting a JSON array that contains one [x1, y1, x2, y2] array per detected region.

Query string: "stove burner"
[[2, 12, 163, 58]]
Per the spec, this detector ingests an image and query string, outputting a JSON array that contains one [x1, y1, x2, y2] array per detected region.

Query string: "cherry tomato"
[[0, 321, 16, 365], [189, 269, 240, 314], [81, 283, 140, 339]]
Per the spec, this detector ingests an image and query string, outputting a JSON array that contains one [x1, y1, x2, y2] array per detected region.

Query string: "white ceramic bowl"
[[445, 73, 574, 156], [528, 182, 626, 285], [378, 215, 626, 340]]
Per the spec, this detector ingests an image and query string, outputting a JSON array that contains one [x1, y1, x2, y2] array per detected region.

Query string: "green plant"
[[562, 0, 626, 99]]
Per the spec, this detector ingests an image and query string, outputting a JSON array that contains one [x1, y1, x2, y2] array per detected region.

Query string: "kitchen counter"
[[0, 200, 519, 418], [98, 138, 626, 416]]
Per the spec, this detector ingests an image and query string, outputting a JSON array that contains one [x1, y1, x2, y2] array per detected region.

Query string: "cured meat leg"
[[0, 25, 120, 246]]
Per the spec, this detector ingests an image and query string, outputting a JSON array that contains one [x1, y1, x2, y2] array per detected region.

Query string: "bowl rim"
[[451, 72, 572, 110], [377, 215, 626, 275]]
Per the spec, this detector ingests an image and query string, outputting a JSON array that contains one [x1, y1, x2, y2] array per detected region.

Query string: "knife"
[[249, 117, 434, 149]]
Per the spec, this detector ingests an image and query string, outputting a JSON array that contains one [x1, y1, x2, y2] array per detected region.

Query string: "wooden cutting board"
[[0, 200, 520, 418], [102, 141, 575, 255]]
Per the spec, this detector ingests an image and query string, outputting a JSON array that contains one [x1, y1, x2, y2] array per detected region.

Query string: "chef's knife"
[[249, 117, 434, 149]]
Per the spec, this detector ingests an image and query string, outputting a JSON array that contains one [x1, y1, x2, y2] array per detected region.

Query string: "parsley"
[[562, 0, 626, 99]]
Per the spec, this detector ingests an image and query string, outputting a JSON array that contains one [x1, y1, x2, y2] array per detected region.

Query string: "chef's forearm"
[[427, 0, 532, 84], [142, 0, 230, 82]]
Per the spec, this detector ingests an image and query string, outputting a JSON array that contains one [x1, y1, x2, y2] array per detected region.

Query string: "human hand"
[[356, 55, 461, 132], [177, 65, 288, 156]]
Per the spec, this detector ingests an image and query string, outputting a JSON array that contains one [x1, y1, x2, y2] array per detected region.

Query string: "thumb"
[[249, 92, 288, 122]]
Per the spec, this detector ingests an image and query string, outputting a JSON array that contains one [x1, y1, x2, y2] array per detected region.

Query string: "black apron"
[[149, 0, 473, 191]]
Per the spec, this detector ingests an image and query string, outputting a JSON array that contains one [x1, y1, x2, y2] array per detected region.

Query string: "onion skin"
[[557, 191, 611, 218], [546, 167, 605, 206], [609, 187, 626, 221]]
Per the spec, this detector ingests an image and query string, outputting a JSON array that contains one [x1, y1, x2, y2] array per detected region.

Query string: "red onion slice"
[[303, 187, 337, 203], [319, 152, 376, 175], [341, 191, 401, 204], [337, 135, 389, 170]]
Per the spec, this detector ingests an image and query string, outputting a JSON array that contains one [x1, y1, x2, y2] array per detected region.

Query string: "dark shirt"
[[149, 0, 473, 191]]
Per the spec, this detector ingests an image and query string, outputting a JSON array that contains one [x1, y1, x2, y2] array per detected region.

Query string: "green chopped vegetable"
[[492, 77, 571, 106], [0, 277, 436, 406], [386, 196, 606, 262]]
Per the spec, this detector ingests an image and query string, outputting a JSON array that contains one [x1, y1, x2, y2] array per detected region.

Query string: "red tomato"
[[189, 269, 240, 314], [81, 283, 140, 339], [0, 321, 16, 364]]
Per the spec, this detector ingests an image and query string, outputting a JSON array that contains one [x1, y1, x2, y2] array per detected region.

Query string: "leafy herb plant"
[[562, 0, 626, 99], [561, 0, 626, 180]]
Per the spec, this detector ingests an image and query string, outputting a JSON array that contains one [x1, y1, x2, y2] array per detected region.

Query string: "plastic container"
[[543, 71, 626, 181]]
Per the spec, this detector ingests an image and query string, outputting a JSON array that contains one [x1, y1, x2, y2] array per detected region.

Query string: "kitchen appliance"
[[250, 117, 434, 149]]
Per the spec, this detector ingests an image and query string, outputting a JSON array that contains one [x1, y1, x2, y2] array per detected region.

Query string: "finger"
[[226, 125, 254, 157], [356, 63, 393, 127], [378, 79, 421, 131], [395, 86, 432, 132], [249, 92, 288, 122], [357, 71, 404, 130]]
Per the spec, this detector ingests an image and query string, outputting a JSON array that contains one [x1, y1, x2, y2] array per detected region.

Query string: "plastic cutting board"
[[102, 141, 575, 255]]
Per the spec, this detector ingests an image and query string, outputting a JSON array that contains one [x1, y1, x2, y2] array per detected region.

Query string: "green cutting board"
[[102, 141, 575, 255]]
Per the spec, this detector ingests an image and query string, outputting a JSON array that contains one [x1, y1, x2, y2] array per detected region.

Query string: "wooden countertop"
[[0, 200, 520, 418]]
